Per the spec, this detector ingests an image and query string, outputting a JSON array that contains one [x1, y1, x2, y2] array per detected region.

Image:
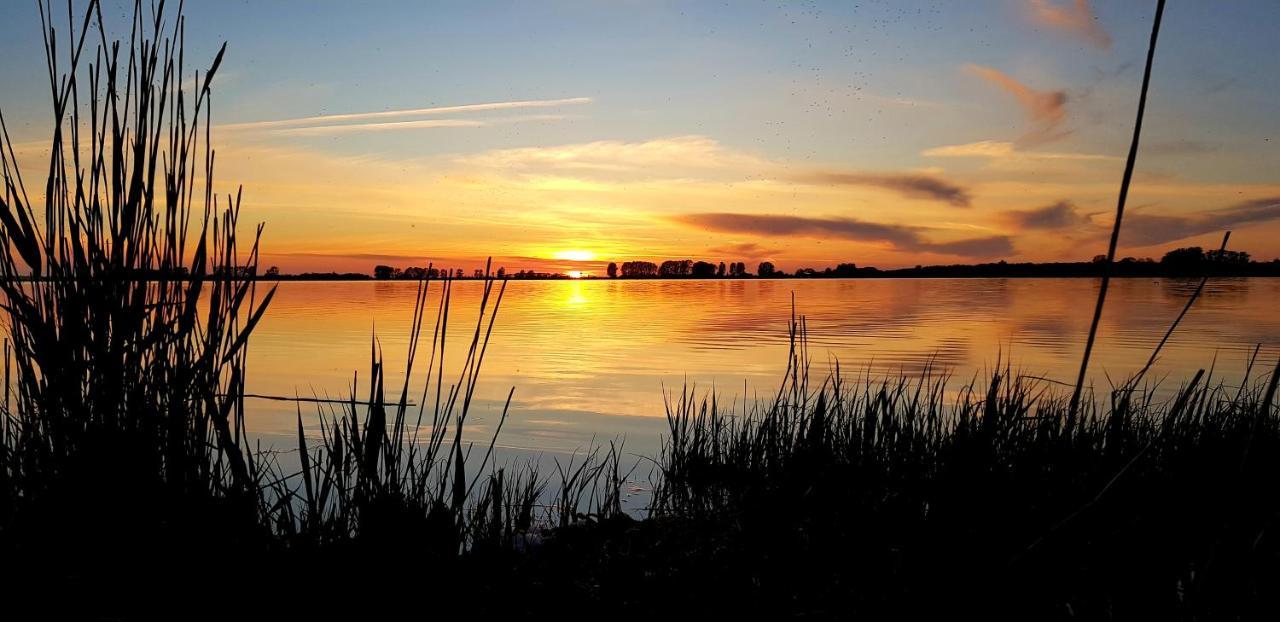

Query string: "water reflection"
[[246, 278, 1280, 455]]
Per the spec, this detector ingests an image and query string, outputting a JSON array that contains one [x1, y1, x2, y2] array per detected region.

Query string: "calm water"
[[246, 278, 1280, 457]]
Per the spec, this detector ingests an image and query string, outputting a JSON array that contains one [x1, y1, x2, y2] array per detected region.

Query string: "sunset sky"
[[1, 0, 1278, 275]]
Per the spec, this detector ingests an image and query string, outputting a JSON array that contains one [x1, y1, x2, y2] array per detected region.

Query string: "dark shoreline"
[[17, 257, 1278, 282], [11, 273, 1279, 283], [280, 259, 1280, 281]]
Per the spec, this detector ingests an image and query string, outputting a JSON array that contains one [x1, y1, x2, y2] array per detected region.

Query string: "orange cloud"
[[1123, 196, 1280, 247], [790, 171, 972, 207], [1002, 200, 1095, 230], [453, 135, 768, 174], [923, 140, 1111, 161], [1028, 0, 1112, 49], [672, 213, 1013, 258], [964, 64, 1069, 147]]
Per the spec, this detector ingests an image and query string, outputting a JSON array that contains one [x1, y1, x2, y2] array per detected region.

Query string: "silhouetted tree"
[[373, 265, 398, 280], [659, 259, 694, 277], [211, 262, 254, 280], [692, 261, 717, 278], [621, 261, 658, 277], [1151, 245, 1255, 274], [833, 263, 858, 277], [497, 267, 506, 279], [1161, 247, 1204, 268], [1115, 257, 1155, 269], [717, 261, 726, 277], [607, 262, 618, 278], [264, 266, 280, 278], [1207, 249, 1250, 264], [757, 261, 776, 277]]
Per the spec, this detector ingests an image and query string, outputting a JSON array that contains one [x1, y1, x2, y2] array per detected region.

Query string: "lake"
[[246, 278, 1280, 458]]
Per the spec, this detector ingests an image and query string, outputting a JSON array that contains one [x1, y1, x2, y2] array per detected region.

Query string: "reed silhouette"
[[0, 0, 273, 593], [0, 2, 624, 616], [1071, 0, 1167, 415], [640, 314, 1280, 618]]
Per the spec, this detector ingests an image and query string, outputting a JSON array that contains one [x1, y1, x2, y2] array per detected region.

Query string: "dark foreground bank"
[[4, 326, 1279, 619]]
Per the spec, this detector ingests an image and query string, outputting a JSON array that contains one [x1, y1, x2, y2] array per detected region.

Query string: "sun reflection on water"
[[245, 278, 1280, 455], [563, 281, 589, 306]]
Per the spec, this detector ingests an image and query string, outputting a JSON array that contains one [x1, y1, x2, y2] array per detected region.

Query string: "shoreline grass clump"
[[0, 0, 274, 575], [262, 269, 631, 547], [636, 315, 1280, 617], [0, 5, 624, 616]]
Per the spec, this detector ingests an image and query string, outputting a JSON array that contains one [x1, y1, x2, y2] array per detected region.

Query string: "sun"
[[553, 249, 595, 262]]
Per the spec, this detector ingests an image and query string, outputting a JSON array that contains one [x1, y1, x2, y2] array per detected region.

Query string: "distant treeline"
[[251, 246, 1279, 281], [367, 265, 570, 280], [602, 246, 1279, 280], [826, 247, 1277, 279]]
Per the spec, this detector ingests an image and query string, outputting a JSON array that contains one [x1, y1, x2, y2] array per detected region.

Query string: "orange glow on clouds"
[[554, 250, 596, 262]]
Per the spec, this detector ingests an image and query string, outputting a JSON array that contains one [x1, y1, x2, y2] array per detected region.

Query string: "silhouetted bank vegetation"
[[55, 246, 1279, 283], [331, 248, 1279, 283], [601, 247, 1278, 280], [865, 247, 1277, 279], [638, 323, 1280, 619]]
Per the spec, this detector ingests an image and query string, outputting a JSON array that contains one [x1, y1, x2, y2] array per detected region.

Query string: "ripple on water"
[[245, 278, 1280, 448]]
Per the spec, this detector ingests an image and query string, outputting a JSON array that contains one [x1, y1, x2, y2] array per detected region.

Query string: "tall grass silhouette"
[[645, 314, 1280, 617], [265, 268, 625, 552], [0, 0, 273, 559], [1070, 0, 1166, 413], [0, 2, 614, 612]]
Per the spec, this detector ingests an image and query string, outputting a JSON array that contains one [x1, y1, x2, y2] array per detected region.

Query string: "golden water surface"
[[245, 278, 1280, 456]]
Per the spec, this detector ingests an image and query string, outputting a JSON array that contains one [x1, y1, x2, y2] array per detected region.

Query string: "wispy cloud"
[[673, 213, 1012, 258], [923, 140, 1112, 161], [964, 64, 1069, 147], [707, 242, 783, 259], [454, 135, 768, 173], [925, 236, 1018, 257], [271, 114, 568, 137], [790, 172, 972, 207], [1003, 200, 1094, 230], [269, 251, 436, 262], [1027, 0, 1112, 49], [273, 119, 485, 136], [220, 97, 592, 134], [1124, 196, 1280, 246], [457, 137, 971, 208]]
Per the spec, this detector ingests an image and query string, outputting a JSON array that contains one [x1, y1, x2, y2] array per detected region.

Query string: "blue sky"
[[1, 1, 1277, 272]]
